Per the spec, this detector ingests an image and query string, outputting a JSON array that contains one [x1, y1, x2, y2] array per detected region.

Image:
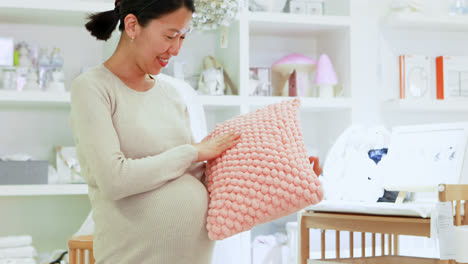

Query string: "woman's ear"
[[124, 14, 139, 40]]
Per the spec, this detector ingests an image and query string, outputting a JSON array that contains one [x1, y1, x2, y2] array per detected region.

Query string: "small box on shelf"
[[0, 160, 48, 185], [289, 0, 323, 16]]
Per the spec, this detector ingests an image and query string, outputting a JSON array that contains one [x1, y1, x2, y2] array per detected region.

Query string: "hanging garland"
[[191, 0, 240, 30]]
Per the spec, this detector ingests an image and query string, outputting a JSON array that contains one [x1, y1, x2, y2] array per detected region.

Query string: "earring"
[[131, 37, 134, 43]]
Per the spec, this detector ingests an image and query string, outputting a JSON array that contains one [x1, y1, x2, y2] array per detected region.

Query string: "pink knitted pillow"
[[205, 98, 323, 240]]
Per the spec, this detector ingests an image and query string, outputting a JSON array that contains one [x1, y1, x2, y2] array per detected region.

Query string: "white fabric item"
[[157, 73, 208, 142], [306, 200, 435, 218], [73, 210, 94, 237], [0, 154, 32, 161], [0, 246, 37, 259], [0, 258, 36, 264], [252, 234, 288, 264], [322, 125, 390, 202], [0, 236, 32, 249]]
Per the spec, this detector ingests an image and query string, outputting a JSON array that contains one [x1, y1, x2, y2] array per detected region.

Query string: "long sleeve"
[[69, 77, 198, 201]]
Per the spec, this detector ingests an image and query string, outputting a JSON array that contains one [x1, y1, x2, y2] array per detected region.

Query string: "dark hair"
[[85, 0, 195, 41]]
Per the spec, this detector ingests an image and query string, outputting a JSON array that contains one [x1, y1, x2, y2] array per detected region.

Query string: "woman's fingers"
[[225, 138, 241, 149], [219, 134, 241, 150], [216, 132, 240, 146]]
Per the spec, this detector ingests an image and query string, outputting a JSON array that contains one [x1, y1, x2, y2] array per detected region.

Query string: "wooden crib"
[[299, 184, 468, 264], [68, 235, 94, 264]]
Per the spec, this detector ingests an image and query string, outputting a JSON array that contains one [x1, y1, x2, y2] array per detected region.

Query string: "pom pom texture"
[[205, 98, 323, 240]]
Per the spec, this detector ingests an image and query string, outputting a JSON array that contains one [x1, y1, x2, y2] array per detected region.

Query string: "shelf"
[[0, 92, 244, 109], [197, 95, 244, 108], [0, 92, 351, 111], [248, 96, 352, 111], [383, 99, 468, 112], [247, 12, 351, 36], [0, 90, 70, 106], [0, 0, 112, 26], [0, 184, 88, 196], [381, 13, 468, 32]]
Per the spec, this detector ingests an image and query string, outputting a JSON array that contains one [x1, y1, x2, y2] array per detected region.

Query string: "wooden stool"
[[68, 235, 94, 264]]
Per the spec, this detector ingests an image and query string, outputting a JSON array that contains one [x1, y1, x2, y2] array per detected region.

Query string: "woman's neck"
[[104, 46, 155, 92]]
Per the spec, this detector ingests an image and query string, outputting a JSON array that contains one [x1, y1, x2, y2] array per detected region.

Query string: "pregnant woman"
[[69, 0, 240, 263]]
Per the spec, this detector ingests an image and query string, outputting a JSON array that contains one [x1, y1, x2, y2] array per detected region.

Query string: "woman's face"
[[134, 7, 192, 75]]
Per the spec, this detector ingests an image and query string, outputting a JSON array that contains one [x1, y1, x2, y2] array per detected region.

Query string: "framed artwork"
[[380, 122, 468, 191]]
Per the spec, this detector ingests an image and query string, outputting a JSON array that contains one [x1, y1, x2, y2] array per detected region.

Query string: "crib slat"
[[89, 250, 95, 264], [69, 249, 77, 264], [372, 233, 376, 257], [381, 234, 385, 256], [300, 219, 310, 264], [350, 232, 354, 258], [388, 234, 393, 255], [336, 231, 340, 259], [361, 232, 365, 257], [321, 230, 326, 260], [394, 235, 399, 255], [456, 201, 462, 226], [79, 249, 85, 264], [464, 201, 468, 225]]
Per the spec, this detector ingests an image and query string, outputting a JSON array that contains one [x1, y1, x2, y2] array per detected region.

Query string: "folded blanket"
[[0, 258, 36, 264], [0, 246, 37, 259], [0, 236, 32, 249]]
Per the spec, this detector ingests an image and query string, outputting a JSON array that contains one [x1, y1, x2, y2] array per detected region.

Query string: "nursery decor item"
[[56, 146, 84, 184], [250, 0, 288, 12], [436, 56, 468, 99], [204, 98, 323, 240], [249, 67, 271, 96], [198, 55, 237, 95], [191, 0, 240, 30], [314, 54, 338, 98], [399, 55, 431, 99], [17, 42, 33, 68], [22, 69, 40, 91], [271, 54, 316, 97], [289, 0, 323, 15], [389, 0, 425, 15], [46, 69, 66, 92]]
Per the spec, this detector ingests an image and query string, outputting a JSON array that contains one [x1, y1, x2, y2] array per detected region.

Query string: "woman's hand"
[[193, 132, 241, 162]]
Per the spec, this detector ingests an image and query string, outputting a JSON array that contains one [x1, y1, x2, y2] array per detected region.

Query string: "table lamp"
[[315, 54, 338, 98]]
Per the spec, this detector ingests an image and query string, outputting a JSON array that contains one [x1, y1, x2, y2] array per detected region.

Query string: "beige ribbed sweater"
[[69, 64, 214, 264]]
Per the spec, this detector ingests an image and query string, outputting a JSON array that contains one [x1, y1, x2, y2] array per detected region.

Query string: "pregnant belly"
[[93, 175, 212, 262], [114, 174, 210, 232]]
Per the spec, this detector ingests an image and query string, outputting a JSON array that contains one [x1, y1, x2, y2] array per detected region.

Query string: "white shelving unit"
[[378, 2, 468, 128], [377, 12, 468, 260], [0, 184, 88, 196]]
